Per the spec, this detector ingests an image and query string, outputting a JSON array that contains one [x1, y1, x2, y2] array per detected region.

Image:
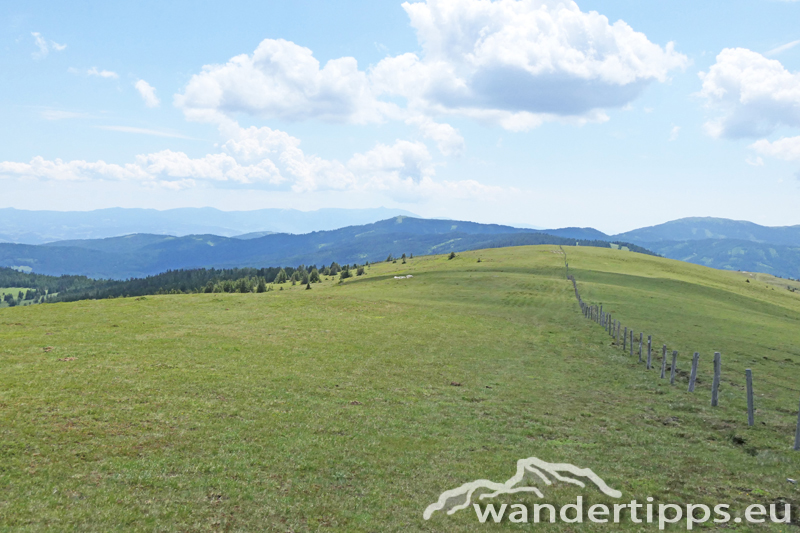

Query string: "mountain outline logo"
[[423, 457, 622, 520]]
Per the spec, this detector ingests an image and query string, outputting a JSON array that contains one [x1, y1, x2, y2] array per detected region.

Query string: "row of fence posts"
[[566, 270, 800, 450]]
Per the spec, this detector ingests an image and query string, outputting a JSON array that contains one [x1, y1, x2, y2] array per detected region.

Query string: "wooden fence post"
[[660, 344, 667, 379], [629, 330, 634, 356], [623, 327, 627, 351], [638, 333, 643, 363], [746, 369, 754, 427], [616, 322, 620, 344], [646, 335, 652, 370], [711, 352, 721, 407], [794, 395, 800, 451], [688, 352, 699, 392], [670, 351, 678, 385]]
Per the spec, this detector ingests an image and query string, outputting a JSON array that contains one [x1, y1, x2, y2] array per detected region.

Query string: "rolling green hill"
[[2, 245, 799, 531], [0, 217, 647, 279]]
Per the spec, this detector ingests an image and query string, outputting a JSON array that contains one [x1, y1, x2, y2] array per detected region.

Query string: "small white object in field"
[[393, 275, 414, 279], [789, 478, 797, 484]]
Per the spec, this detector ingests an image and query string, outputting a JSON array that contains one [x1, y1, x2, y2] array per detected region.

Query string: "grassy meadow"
[[1, 246, 800, 531]]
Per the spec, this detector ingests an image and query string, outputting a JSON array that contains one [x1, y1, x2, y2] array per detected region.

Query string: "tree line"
[[0, 261, 374, 304]]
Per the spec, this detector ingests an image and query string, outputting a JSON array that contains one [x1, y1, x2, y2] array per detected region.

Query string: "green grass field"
[[1, 246, 800, 531]]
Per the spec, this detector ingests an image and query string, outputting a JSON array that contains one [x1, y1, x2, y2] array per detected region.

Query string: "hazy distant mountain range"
[[0, 216, 644, 279], [0, 209, 797, 279], [614, 217, 800, 246], [0, 207, 419, 244]]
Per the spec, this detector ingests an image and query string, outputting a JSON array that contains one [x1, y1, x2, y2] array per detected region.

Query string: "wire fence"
[[560, 248, 800, 451]]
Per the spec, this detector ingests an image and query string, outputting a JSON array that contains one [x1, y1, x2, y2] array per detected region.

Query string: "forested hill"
[[615, 217, 800, 246], [0, 217, 653, 280]]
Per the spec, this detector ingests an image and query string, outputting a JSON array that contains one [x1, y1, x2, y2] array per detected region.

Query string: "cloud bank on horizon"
[[1, 0, 799, 223]]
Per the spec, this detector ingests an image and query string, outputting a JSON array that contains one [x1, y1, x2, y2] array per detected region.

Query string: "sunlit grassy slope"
[[1, 246, 800, 531]]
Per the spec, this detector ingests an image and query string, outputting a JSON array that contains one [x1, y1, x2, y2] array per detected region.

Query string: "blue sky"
[[1, 0, 799, 233]]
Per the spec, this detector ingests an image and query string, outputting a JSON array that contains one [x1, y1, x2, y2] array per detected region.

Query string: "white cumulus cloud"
[[405, 115, 465, 155], [0, 157, 147, 182], [175, 1, 686, 134], [175, 38, 390, 124], [371, 0, 688, 128], [699, 48, 800, 138], [750, 136, 800, 161], [134, 80, 160, 107]]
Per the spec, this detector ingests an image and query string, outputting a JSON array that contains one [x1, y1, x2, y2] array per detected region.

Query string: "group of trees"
[[141, 262, 374, 296], [385, 253, 412, 264], [2, 260, 377, 304], [1, 287, 50, 307], [1, 251, 425, 305]]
